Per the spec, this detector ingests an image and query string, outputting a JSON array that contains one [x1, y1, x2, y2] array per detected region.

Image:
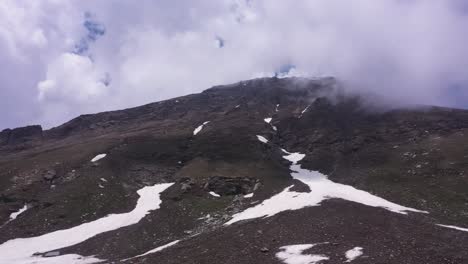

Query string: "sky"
[[2, 0, 468, 130]]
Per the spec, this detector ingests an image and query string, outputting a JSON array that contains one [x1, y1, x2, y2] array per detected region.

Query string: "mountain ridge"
[[1, 77, 468, 263]]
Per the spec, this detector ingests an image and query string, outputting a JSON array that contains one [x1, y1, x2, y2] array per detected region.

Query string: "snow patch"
[[437, 224, 468, 232], [235, 105, 240, 108], [91, 154, 106, 162], [281, 148, 291, 154], [209, 191, 221, 197], [275, 104, 280, 112], [10, 205, 28, 220], [276, 244, 329, 264], [264, 117, 277, 132], [299, 104, 311, 118], [257, 135, 268, 143], [244, 193, 254, 198], [99, 178, 107, 182], [283, 152, 305, 164], [21, 254, 103, 264], [0, 183, 174, 264], [125, 240, 180, 260], [345, 247, 363, 262], [225, 149, 426, 225], [193, 121, 210, 135]]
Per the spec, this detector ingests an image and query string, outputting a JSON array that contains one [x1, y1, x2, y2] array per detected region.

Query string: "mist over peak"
[[1, 0, 468, 129]]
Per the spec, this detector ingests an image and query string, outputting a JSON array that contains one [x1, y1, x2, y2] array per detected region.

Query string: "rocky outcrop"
[[204, 176, 257, 196], [1, 77, 468, 263], [0, 125, 42, 146], [0, 129, 10, 145]]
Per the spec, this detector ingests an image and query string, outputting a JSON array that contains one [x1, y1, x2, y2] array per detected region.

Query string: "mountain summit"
[[1, 77, 467, 263]]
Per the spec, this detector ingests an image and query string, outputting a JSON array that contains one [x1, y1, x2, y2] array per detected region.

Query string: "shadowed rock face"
[[205, 176, 256, 196], [0, 129, 9, 145], [0, 125, 42, 147], [1, 77, 468, 264]]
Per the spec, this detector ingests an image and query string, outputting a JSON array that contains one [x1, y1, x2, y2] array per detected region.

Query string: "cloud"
[[38, 53, 109, 102], [37, 52, 110, 127], [1, 0, 468, 129]]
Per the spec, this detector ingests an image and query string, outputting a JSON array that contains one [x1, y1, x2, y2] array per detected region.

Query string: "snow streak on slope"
[[193, 121, 210, 135], [437, 224, 468, 232], [91, 154, 107, 162], [299, 105, 311, 118], [225, 148, 426, 225], [276, 244, 329, 264], [10, 205, 28, 220], [125, 240, 180, 260], [345, 247, 363, 262], [209, 191, 221, 197], [257, 135, 268, 143], [0, 183, 174, 264]]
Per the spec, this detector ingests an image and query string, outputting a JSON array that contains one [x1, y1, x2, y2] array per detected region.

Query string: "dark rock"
[[179, 178, 194, 193], [43, 170, 57, 181], [181, 183, 192, 192], [253, 182, 262, 191], [0, 194, 15, 203], [42, 201, 53, 208], [289, 180, 311, 193], [7, 125, 43, 145], [0, 129, 11, 145], [206, 176, 256, 196], [44, 251, 60, 257]]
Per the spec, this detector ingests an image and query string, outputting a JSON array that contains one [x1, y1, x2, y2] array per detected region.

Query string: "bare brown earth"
[[1, 77, 467, 263]]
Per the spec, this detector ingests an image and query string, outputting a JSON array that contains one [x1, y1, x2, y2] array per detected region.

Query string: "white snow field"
[[193, 121, 210, 135], [345, 247, 363, 262], [437, 224, 468, 232], [0, 183, 174, 264], [225, 149, 427, 225], [91, 154, 107, 162], [276, 244, 329, 264], [20, 254, 103, 264], [10, 204, 28, 220]]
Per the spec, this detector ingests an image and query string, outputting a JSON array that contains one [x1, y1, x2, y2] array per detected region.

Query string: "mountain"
[[0, 77, 467, 264]]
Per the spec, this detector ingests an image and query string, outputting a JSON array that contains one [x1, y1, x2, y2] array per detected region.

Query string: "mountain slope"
[[0, 77, 467, 263]]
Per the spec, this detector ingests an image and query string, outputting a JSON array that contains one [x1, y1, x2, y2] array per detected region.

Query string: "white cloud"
[[38, 53, 108, 102], [2, 0, 468, 128], [37, 52, 109, 127]]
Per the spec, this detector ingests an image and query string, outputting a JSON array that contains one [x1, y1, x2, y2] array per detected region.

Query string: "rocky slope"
[[0, 77, 467, 264]]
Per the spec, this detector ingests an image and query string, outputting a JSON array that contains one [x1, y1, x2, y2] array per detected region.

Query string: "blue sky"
[[1, 0, 468, 130]]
